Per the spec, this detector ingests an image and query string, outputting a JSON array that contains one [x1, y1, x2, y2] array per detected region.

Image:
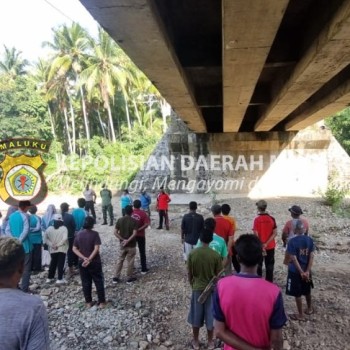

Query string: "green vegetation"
[[0, 24, 168, 193], [325, 107, 350, 155], [321, 173, 349, 209]]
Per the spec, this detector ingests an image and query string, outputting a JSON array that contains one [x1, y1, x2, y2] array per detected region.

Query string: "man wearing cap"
[[5, 200, 32, 292], [61, 202, 77, 276], [282, 205, 309, 247], [252, 200, 277, 283]]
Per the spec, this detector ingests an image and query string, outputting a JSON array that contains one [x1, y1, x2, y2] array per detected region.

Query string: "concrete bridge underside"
[[81, 0, 350, 134]]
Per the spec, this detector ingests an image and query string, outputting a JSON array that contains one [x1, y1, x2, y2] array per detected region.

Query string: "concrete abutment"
[[135, 116, 350, 198]]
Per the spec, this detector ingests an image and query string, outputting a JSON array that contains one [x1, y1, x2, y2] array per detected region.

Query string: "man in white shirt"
[[83, 184, 97, 222]]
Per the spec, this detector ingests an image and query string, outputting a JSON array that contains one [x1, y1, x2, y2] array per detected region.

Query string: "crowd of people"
[[182, 200, 315, 350], [0, 186, 315, 350]]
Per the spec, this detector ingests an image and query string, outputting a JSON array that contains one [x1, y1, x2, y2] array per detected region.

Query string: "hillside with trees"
[[0, 24, 169, 193]]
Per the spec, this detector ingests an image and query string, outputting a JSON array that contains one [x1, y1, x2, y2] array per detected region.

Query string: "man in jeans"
[[132, 200, 150, 274], [5, 200, 32, 293], [113, 205, 138, 284]]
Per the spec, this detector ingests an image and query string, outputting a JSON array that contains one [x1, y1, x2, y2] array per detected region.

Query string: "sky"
[[0, 0, 99, 62]]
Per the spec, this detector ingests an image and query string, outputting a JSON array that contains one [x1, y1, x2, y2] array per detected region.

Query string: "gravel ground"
[[28, 196, 350, 350]]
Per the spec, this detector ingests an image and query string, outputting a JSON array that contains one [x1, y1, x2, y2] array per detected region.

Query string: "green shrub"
[[322, 175, 349, 208]]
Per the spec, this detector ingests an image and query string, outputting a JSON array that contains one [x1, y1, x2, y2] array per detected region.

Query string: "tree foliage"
[[0, 23, 169, 193], [325, 107, 350, 155]]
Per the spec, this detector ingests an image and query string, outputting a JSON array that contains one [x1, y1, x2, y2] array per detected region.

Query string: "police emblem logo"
[[0, 139, 50, 205]]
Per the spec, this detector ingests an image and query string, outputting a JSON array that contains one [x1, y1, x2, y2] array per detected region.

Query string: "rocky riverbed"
[[28, 196, 350, 349]]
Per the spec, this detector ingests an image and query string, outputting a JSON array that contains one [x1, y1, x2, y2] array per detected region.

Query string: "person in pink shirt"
[[213, 234, 287, 350]]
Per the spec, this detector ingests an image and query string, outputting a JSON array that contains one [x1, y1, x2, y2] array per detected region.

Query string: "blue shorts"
[[286, 270, 313, 297], [187, 290, 214, 330]]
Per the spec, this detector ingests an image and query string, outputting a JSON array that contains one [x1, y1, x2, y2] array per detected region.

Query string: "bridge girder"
[[81, 0, 350, 133]]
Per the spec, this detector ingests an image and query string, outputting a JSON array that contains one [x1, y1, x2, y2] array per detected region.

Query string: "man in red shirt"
[[132, 200, 150, 274], [211, 204, 234, 275], [156, 187, 171, 230], [252, 200, 277, 282]]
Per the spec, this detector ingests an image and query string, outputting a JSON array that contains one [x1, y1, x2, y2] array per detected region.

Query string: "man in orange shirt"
[[156, 187, 171, 230], [211, 204, 234, 275], [252, 200, 277, 282], [221, 204, 239, 273]]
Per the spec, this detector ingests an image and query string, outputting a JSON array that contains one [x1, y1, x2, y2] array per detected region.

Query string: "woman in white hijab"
[[41, 204, 56, 232]]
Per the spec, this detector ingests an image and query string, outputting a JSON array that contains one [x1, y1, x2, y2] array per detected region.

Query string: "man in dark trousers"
[[252, 199, 277, 282], [132, 200, 150, 274], [83, 184, 96, 222], [61, 202, 77, 277], [181, 201, 204, 261], [156, 187, 171, 230], [100, 184, 114, 226]]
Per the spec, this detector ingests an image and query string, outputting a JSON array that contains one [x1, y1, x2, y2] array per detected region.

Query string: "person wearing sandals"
[[73, 216, 107, 308], [285, 219, 315, 321]]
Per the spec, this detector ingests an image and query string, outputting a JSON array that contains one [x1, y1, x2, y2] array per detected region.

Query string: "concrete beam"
[[80, 0, 207, 132], [222, 0, 288, 132], [255, 0, 350, 131], [285, 79, 350, 130]]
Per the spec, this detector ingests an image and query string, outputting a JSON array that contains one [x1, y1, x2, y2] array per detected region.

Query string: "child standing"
[[286, 219, 315, 320]]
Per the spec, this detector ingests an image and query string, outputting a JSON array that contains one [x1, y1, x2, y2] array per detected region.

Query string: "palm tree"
[[80, 28, 126, 142], [0, 45, 29, 78], [44, 23, 92, 141], [31, 58, 57, 138]]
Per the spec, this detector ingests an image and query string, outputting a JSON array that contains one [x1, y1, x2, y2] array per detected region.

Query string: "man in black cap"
[[282, 205, 309, 247]]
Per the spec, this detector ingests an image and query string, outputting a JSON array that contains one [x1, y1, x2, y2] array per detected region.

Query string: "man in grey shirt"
[[0, 236, 50, 349]]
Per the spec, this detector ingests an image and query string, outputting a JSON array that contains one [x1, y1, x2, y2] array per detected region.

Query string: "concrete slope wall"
[[134, 117, 350, 197]]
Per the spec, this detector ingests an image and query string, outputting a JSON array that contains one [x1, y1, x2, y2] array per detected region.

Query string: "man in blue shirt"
[[286, 219, 315, 321], [139, 189, 151, 217], [28, 205, 42, 272], [5, 200, 32, 293], [72, 198, 88, 233]]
